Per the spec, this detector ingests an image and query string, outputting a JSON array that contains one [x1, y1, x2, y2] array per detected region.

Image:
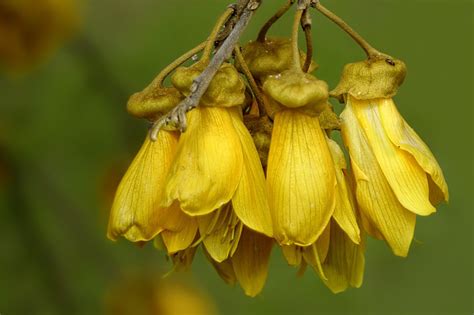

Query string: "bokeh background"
[[0, 0, 472, 314]]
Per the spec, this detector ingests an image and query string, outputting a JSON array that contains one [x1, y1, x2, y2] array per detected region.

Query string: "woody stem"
[[202, 7, 235, 62]]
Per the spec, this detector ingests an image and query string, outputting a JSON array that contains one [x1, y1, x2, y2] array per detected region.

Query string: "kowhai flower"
[[333, 58, 449, 256]]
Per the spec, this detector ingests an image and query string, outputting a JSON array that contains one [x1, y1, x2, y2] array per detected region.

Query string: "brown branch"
[[149, 0, 262, 140]]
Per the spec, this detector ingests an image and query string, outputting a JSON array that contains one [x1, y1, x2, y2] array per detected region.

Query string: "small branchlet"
[[150, 0, 261, 140]]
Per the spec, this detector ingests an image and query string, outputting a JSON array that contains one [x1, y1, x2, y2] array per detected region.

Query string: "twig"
[[149, 0, 261, 140], [234, 45, 266, 116]]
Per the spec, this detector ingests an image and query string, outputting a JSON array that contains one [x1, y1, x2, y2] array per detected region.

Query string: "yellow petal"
[[377, 98, 449, 204], [327, 138, 361, 244], [267, 110, 336, 246], [161, 216, 198, 254], [341, 103, 415, 257], [229, 109, 273, 237], [322, 220, 365, 293], [281, 245, 303, 267], [107, 131, 178, 242], [316, 223, 331, 263], [203, 248, 237, 285], [302, 243, 326, 280], [198, 204, 243, 262], [164, 107, 244, 216], [350, 97, 435, 216], [232, 227, 273, 297]]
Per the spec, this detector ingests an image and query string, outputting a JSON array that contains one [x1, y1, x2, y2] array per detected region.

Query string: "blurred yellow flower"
[[0, 0, 79, 72], [105, 275, 219, 315]]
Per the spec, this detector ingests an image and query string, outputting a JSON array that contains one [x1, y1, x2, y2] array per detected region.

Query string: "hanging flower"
[[333, 57, 449, 256]]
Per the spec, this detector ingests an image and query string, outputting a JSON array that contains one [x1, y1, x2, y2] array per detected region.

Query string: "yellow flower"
[[104, 274, 219, 315], [162, 62, 273, 238], [281, 137, 365, 293], [335, 58, 449, 256], [0, 0, 79, 72], [341, 97, 448, 256], [263, 71, 336, 246], [107, 132, 198, 243]]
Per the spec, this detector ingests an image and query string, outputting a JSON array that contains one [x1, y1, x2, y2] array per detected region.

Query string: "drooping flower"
[[108, 84, 198, 244], [263, 69, 337, 246], [280, 137, 365, 293], [162, 61, 273, 238], [333, 57, 449, 256]]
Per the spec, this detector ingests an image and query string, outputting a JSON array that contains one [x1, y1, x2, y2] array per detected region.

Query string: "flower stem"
[[257, 0, 295, 42], [313, 1, 382, 58], [146, 41, 207, 91], [301, 9, 313, 72], [291, 8, 304, 71], [234, 45, 266, 116]]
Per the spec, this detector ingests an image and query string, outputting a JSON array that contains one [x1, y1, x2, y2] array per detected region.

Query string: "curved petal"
[[326, 138, 361, 244], [229, 109, 273, 237], [198, 204, 243, 262], [267, 110, 336, 246], [161, 216, 198, 254], [378, 98, 449, 204], [316, 223, 331, 263], [232, 227, 273, 297], [302, 243, 326, 280], [350, 97, 435, 216], [341, 103, 416, 257], [164, 107, 244, 216], [107, 131, 178, 242], [322, 220, 365, 294]]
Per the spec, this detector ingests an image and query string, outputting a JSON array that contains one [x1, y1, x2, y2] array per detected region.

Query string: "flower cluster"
[[107, 2, 448, 296]]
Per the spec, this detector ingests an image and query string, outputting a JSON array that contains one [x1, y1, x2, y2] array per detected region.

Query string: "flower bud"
[[331, 57, 407, 102], [171, 62, 246, 108]]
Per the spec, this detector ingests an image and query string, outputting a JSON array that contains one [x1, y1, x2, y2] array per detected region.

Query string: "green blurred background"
[[0, 0, 472, 314]]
